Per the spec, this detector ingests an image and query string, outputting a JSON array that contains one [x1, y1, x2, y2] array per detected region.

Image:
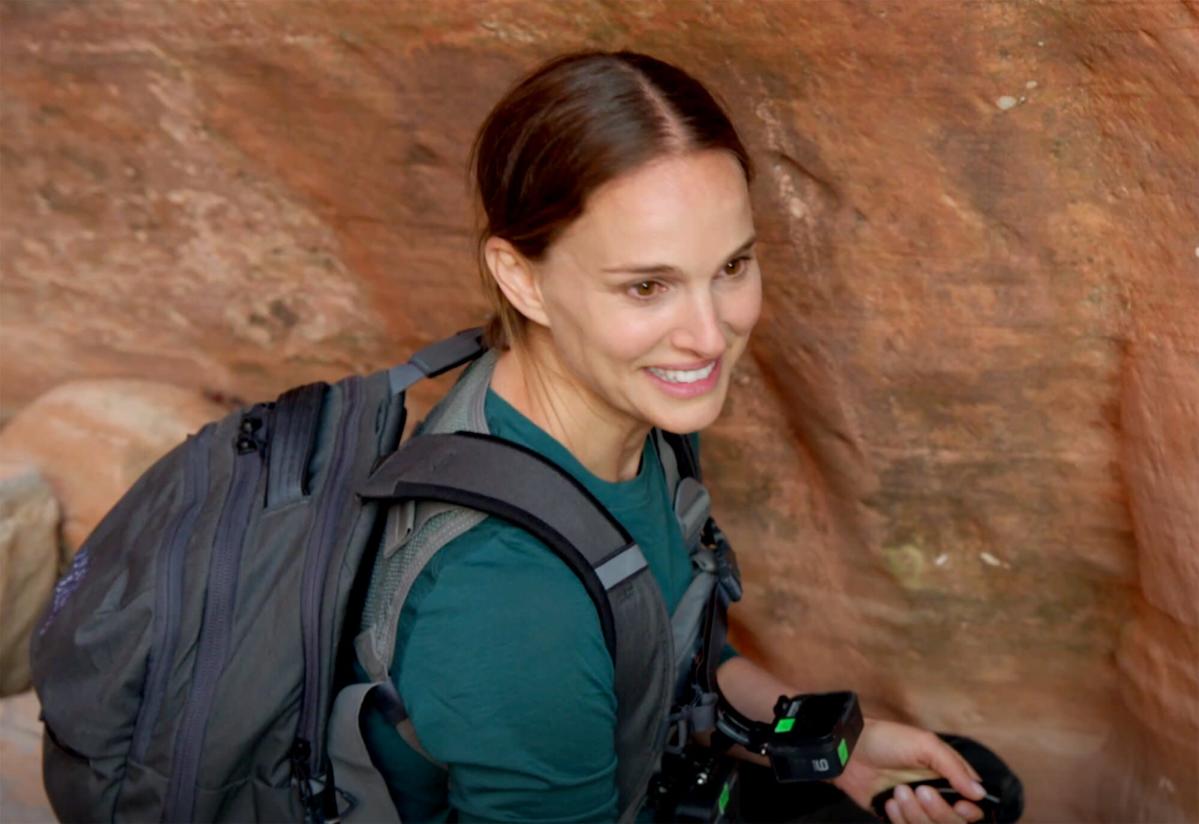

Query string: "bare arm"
[[707, 656, 988, 824]]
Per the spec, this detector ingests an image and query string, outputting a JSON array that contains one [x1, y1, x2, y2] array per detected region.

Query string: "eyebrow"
[[600, 234, 757, 276]]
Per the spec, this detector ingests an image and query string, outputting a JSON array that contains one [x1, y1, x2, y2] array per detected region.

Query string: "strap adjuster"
[[703, 520, 742, 602], [665, 691, 719, 754]]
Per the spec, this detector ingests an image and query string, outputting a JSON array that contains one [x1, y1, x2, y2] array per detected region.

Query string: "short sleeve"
[[394, 523, 620, 822]]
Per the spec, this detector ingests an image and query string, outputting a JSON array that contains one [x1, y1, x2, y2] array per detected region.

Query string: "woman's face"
[[531, 149, 761, 435]]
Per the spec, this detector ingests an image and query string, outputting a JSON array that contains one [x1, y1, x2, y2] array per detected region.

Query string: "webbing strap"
[[387, 363, 424, 396], [388, 328, 485, 395], [327, 683, 406, 823], [266, 381, 328, 508], [378, 329, 487, 462], [697, 524, 742, 717]]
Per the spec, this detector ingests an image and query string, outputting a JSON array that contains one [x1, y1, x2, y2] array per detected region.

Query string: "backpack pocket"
[[42, 721, 133, 823], [31, 426, 223, 821]]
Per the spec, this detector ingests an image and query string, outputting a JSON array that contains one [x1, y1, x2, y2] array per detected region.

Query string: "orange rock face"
[[2, 2, 1196, 820], [0, 381, 228, 551], [0, 461, 60, 697]]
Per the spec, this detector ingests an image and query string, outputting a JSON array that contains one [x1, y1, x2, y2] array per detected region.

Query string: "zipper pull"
[[290, 738, 318, 818], [235, 414, 265, 454]]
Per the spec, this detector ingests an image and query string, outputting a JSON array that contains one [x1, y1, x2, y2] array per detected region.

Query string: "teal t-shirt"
[[360, 389, 715, 822]]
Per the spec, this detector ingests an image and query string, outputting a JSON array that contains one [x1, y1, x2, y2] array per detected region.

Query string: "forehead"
[[552, 150, 754, 266]]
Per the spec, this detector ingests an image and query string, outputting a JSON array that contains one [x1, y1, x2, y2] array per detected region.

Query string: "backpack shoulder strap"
[[354, 350, 496, 680], [346, 352, 677, 820], [649, 430, 748, 755], [360, 431, 646, 655], [356, 429, 673, 821]]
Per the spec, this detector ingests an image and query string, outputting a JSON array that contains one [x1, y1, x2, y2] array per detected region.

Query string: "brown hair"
[[469, 50, 753, 349]]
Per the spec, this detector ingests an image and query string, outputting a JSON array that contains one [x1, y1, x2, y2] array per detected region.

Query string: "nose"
[[672, 288, 727, 359]]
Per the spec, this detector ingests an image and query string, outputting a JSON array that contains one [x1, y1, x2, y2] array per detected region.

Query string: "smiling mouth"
[[646, 361, 717, 384]]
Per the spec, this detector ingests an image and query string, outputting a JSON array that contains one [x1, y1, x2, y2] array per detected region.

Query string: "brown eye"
[[724, 256, 750, 276], [632, 281, 659, 298]]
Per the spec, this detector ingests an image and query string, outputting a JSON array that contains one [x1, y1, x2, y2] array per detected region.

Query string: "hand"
[[831, 718, 987, 824]]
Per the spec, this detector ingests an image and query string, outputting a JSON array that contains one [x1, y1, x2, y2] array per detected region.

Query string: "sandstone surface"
[[2, 1, 1196, 820], [0, 380, 228, 551], [0, 462, 60, 697]]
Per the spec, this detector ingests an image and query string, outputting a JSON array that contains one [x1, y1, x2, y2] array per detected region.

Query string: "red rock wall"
[[2, 1, 1196, 820]]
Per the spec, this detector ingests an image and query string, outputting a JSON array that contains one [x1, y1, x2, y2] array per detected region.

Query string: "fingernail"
[[970, 781, 986, 799], [956, 802, 982, 822], [916, 786, 937, 802], [894, 785, 913, 801]]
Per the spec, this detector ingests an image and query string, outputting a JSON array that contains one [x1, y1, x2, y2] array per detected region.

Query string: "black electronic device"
[[711, 690, 864, 782], [763, 691, 864, 782], [648, 746, 740, 822]]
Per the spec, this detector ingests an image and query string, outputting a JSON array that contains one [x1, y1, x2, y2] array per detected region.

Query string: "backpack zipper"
[[129, 426, 213, 764], [163, 408, 269, 823], [294, 377, 364, 786]]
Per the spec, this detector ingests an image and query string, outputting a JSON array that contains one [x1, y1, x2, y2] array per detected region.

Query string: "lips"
[[644, 358, 722, 399], [646, 361, 717, 384]]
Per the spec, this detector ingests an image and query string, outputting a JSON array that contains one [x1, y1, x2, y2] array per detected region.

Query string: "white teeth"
[[648, 362, 716, 384]]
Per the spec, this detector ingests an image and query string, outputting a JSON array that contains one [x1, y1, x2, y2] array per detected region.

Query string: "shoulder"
[[397, 517, 614, 699], [418, 517, 604, 611], [394, 517, 618, 808]]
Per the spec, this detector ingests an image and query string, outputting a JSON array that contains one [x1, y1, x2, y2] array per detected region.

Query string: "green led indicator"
[[718, 782, 731, 815], [837, 738, 849, 766], [774, 718, 795, 733]]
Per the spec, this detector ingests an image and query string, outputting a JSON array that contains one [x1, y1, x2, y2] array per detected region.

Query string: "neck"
[[490, 335, 649, 483]]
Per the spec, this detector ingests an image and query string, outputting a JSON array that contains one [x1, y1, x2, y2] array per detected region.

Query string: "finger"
[[893, 784, 934, 824], [926, 742, 986, 801], [885, 797, 909, 824], [914, 784, 966, 824], [953, 800, 984, 823]]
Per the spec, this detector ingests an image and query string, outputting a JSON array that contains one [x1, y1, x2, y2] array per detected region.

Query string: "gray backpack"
[[30, 329, 736, 823]]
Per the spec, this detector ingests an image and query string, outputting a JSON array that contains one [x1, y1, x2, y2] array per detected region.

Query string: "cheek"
[[555, 297, 660, 370], [723, 281, 763, 336], [600, 313, 666, 363]]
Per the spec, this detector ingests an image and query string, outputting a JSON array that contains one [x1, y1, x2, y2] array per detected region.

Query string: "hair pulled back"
[[470, 50, 753, 349]]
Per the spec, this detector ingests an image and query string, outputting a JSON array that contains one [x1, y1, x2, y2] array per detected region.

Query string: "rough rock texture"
[[0, 690, 51, 822], [2, 1, 1196, 821], [0, 462, 61, 697], [0, 380, 228, 551]]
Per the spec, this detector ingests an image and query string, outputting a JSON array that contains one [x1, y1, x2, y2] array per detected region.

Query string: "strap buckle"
[[665, 691, 719, 754]]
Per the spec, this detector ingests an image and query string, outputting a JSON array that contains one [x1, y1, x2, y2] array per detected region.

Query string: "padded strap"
[[360, 431, 639, 657], [673, 477, 711, 557], [660, 430, 700, 483], [670, 519, 744, 748], [653, 430, 681, 499], [670, 552, 719, 694], [267, 381, 328, 508]]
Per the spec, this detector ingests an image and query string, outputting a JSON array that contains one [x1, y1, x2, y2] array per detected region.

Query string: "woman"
[[358, 50, 1006, 824]]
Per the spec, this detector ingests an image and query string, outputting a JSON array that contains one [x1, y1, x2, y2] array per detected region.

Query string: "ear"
[[483, 236, 551, 328]]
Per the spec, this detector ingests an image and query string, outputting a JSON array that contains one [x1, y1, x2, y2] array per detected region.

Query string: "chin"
[[648, 397, 725, 435]]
